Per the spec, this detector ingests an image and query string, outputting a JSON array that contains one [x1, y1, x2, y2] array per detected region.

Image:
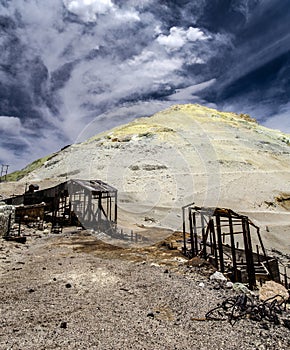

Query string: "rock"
[[259, 280, 289, 303], [144, 216, 155, 222], [60, 321, 67, 329], [173, 257, 188, 263], [28, 288, 35, 293], [186, 256, 207, 267], [150, 263, 160, 267], [225, 281, 233, 289], [282, 319, 290, 330], [147, 312, 154, 318], [198, 282, 205, 288], [65, 283, 72, 288], [260, 322, 270, 330], [209, 271, 227, 283]]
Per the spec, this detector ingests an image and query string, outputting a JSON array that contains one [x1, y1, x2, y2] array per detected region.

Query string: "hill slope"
[[2, 104, 290, 251]]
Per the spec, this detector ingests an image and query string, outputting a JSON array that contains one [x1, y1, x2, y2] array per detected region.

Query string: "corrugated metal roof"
[[68, 179, 117, 193]]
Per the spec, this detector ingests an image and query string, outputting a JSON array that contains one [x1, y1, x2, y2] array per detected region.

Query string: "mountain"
[[2, 104, 290, 251]]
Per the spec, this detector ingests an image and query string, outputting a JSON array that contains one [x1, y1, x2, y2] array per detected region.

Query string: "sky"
[[0, 0, 290, 172]]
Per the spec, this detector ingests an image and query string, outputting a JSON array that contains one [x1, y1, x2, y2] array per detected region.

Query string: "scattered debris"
[[205, 294, 289, 327], [3, 236, 26, 244], [233, 283, 254, 296]]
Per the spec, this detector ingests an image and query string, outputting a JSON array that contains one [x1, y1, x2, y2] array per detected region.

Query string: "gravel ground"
[[1, 229, 290, 350]]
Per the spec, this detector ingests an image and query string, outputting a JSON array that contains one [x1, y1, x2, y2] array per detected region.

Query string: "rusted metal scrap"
[[205, 294, 289, 327]]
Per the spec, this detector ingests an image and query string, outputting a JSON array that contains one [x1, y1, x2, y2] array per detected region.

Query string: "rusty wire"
[[205, 294, 288, 326]]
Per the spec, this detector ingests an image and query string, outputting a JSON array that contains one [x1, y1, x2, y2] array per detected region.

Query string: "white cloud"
[[63, 0, 114, 21], [0, 117, 22, 135], [157, 26, 208, 51], [63, 0, 140, 23], [114, 8, 140, 22], [0, 0, 233, 171], [157, 27, 187, 50], [186, 27, 208, 42]]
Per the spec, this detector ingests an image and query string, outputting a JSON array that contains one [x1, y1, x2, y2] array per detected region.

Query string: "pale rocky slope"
[[2, 104, 290, 252]]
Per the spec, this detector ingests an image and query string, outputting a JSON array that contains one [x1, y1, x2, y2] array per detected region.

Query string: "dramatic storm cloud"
[[0, 0, 289, 171]]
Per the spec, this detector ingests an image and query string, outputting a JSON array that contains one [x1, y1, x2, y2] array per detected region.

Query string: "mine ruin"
[[1, 180, 289, 292]]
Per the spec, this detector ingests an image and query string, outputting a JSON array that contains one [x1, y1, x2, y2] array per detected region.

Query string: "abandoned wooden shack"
[[5, 179, 118, 235], [182, 204, 281, 289]]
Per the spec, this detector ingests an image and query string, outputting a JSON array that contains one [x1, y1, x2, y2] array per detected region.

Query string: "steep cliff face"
[[2, 104, 290, 250]]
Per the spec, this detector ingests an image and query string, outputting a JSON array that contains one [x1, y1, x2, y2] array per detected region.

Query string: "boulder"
[[210, 271, 227, 284], [259, 280, 289, 303]]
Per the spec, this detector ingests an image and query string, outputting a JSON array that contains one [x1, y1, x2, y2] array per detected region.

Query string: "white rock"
[[150, 263, 160, 267], [210, 271, 227, 283], [173, 257, 188, 263]]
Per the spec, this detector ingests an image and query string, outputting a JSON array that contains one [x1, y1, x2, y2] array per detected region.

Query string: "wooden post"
[[242, 218, 256, 290], [18, 215, 22, 236], [189, 208, 194, 257], [193, 211, 198, 256], [210, 219, 218, 269], [98, 192, 102, 230], [114, 192, 118, 225], [256, 245, 260, 264], [229, 216, 238, 282], [182, 206, 186, 255], [201, 213, 207, 259], [216, 214, 225, 272]]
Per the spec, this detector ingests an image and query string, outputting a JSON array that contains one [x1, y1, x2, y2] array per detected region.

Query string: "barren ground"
[[1, 227, 290, 350]]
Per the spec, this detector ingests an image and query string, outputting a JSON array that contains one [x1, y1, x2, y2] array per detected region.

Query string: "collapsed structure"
[[4, 179, 117, 235], [182, 204, 283, 290]]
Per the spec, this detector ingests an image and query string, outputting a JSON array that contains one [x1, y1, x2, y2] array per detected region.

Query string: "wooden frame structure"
[[6, 179, 117, 235], [182, 205, 280, 289], [67, 179, 117, 234]]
